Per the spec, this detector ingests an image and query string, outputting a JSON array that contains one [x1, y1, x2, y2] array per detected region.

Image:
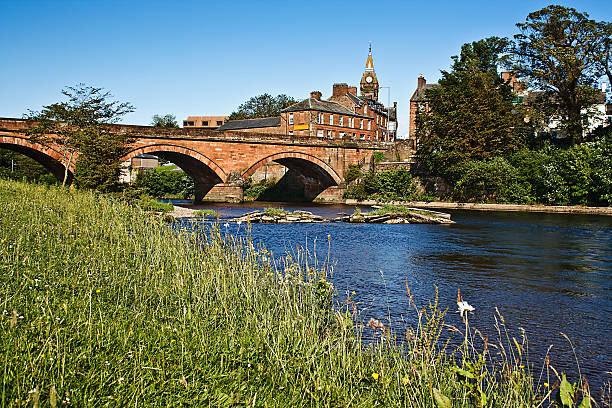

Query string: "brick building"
[[182, 116, 228, 129], [219, 47, 397, 142]]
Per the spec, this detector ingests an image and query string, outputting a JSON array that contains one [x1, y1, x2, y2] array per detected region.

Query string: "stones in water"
[[229, 209, 326, 224]]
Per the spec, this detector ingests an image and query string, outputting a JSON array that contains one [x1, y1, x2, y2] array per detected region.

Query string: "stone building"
[[218, 47, 397, 142]]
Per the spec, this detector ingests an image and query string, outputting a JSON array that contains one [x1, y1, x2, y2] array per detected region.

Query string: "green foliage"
[[453, 157, 532, 203], [26, 84, 134, 188], [373, 151, 385, 163], [344, 164, 361, 184], [151, 114, 179, 128], [134, 167, 194, 199], [345, 169, 418, 202], [193, 209, 217, 218], [416, 37, 528, 174], [0, 148, 56, 183], [134, 195, 174, 212], [227, 94, 297, 121], [262, 207, 287, 217], [511, 5, 611, 143], [243, 177, 277, 199]]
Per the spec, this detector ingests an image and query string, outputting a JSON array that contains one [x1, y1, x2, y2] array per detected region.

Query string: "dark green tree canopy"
[[151, 114, 179, 128], [227, 94, 297, 121], [510, 5, 611, 143], [26, 84, 134, 189], [416, 37, 527, 178]]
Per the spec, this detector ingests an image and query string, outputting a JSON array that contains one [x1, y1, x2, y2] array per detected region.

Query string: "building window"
[[202, 120, 208, 126], [289, 113, 293, 125], [360, 119, 364, 129], [339, 116, 344, 126], [368, 121, 371, 130], [360, 134, 365, 140], [317, 129, 323, 137], [340, 132, 345, 138], [327, 130, 331, 138], [289, 131, 293, 136], [330, 114, 334, 125], [364, 105, 368, 115], [318, 113, 324, 124], [183, 121, 194, 127], [216, 121, 223, 126]]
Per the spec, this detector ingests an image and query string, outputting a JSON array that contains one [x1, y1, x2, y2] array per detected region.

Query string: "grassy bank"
[[0, 180, 592, 406]]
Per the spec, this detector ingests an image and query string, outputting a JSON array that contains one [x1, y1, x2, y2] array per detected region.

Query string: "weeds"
[[0, 179, 602, 406]]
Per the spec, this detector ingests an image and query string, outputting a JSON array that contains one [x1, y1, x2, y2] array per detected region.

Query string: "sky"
[[1, 0, 610, 138]]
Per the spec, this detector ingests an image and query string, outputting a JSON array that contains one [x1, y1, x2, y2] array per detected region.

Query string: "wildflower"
[[372, 373, 379, 381], [403, 376, 409, 385], [351, 291, 356, 295], [237, 221, 242, 226], [544, 382, 549, 388], [118, 377, 125, 384], [456, 289, 475, 318], [224, 223, 229, 228], [96, 289, 100, 294]]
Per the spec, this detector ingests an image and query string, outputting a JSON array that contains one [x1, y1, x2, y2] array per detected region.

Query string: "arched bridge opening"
[[243, 152, 342, 202], [123, 145, 226, 203], [0, 136, 73, 184]]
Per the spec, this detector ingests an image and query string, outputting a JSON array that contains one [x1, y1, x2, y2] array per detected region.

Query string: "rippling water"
[[175, 201, 612, 387]]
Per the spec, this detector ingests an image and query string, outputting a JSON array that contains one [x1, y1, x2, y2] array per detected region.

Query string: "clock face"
[[366, 76, 373, 83]]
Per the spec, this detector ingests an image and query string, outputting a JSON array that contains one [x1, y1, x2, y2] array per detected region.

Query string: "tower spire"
[[365, 43, 374, 72]]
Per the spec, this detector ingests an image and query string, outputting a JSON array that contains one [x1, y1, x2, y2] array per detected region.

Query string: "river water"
[[174, 201, 612, 388]]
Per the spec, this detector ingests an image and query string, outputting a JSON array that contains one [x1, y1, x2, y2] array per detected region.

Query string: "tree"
[[227, 94, 297, 121], [26, 84, 134, 189], [511, 5, 611, 143], [416, 37, 527, 178], [151, 114, 179, 128]]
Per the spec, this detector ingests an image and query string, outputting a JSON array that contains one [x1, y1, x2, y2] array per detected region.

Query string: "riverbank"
[[344, 198, 612, 215], [1, 180, 593, 406]]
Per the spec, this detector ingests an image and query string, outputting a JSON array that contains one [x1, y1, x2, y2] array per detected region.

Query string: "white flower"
[[237, 221, 242, 226], [457, 289, 475, 318], [224, 223, 229, 228]]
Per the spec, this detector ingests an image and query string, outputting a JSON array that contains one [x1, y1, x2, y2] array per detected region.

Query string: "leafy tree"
[[151, 114, 179, 128], [227, 94, 297, 121], [26, 84, 134, 189], [510, 5, 611, 143], [416, 37, 527, 179]]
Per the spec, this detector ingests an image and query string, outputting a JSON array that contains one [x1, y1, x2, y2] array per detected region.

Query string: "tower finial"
[[369, 41, 372, 53]]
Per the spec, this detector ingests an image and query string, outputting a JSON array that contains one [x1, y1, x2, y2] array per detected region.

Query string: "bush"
[[343, 169, 418, 201], [453, 157, 532, 203], [344, 165, 361, 183], [134, 167, 194, 199]]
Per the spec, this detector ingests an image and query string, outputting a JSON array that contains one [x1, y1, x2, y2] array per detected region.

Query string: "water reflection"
[[176, 202, 612, 387]]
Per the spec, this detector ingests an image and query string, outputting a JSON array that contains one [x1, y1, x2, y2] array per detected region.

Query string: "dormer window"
[[289, 113, 293, 125], [364, 105, 368, 115]]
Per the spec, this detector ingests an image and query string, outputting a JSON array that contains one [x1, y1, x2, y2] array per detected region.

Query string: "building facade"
[[182, 116, 228, 129], [218, 47, 397, 142]]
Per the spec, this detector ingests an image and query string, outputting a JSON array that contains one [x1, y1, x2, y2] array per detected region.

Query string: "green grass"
[[0, 179, 593, 406], [193, 209, 217, 218], [263, 207, 288, 217], [369, 204, 434, 217]]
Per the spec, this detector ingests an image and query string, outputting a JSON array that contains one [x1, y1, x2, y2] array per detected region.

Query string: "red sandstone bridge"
[[0, 118, 389, 202]]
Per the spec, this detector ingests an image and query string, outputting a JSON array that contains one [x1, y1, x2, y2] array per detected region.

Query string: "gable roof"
[[282, 98, 361, 116], [410, 84, 439, 102], [217, 116, 281, 130]]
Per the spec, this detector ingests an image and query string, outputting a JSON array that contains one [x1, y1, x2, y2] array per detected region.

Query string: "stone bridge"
[[0, 118, 389, 202]]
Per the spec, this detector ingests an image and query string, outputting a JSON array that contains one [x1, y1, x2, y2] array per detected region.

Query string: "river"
[[174, 201, 612, 389]]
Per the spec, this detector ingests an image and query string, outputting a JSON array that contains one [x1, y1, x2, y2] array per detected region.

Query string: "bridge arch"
[[0, 135, 73, 183], [123, 144, 226, 202], [242, 152, 343, 200]]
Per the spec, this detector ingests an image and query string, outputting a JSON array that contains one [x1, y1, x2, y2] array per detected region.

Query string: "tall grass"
[[0, 180, 593, 406]]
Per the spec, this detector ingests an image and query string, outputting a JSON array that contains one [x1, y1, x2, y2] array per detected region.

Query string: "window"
[[368, 121, 371, 130], [319, 113, 324, 124], [339, 116, 344, 126], [289, 131, 293, 136], [360, 134, 365, 140], [317, 129, 323, 137], [330, 114, 334, 125], [327, 130, 331, 138], [339, 132, 345, 138], [364, 105, 368, 115], [289, 113, 293, 125], [360, 119, 364, 130], [202, 120, 209, 126], [183, 121, 194, 127], [216, 121, 223, 126]]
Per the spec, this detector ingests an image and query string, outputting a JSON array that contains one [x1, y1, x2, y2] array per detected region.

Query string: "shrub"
[[344, 165, 361, 183], [134, 167, 194, 199]]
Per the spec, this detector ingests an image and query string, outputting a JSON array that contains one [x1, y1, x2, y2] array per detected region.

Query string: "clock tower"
[[360, 44, 379, 101]]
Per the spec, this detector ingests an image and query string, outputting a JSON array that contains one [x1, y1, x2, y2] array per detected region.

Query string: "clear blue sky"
[[1, 0, 610, 137]]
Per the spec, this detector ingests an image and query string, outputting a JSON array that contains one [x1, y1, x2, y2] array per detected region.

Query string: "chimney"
[[310, 91, 322, 100], [418, 75, 426, 89], [332, 83, 349, 97], [348, 86, 357, 96]]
